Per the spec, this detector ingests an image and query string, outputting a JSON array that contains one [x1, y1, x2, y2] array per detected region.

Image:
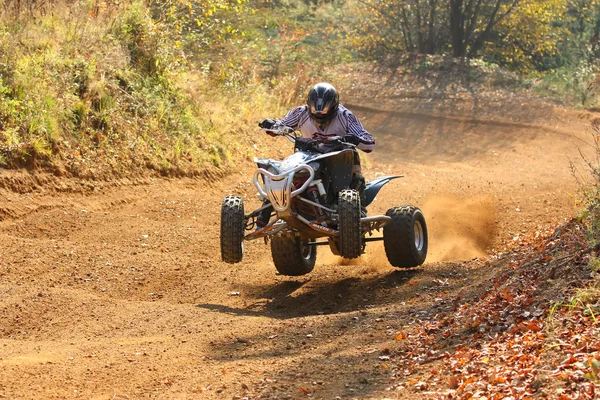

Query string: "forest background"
[[0, 0, 598, 177]]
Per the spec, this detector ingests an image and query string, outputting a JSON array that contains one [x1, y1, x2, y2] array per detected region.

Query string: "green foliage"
[[588, 256, 600, 272], [483, 0, 568, 70], [351, 0, 534, 61], [537, 63, 599, 107], [572, 120, 600, 244], [183, 0, 351, 99], [0, 0, 283, 176], [350, 0, 445, 61], [3, 0, 597, 179], [558, 0, 600, 65], [349, 0, 599, 78], [149, 0, 250, 61]]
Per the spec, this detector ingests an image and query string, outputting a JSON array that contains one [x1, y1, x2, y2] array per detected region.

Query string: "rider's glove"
[[295, 137, 314, 151], [259, 119, 279, 137], [258, 118, 276, 129], [342, 135, 361, 145]]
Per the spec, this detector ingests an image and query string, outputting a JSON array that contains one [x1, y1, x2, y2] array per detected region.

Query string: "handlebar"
[[260, 127, 356, 149], [260, 126, 297, 145]]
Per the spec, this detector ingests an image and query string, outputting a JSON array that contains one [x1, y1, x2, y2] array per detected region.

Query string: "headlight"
[[267, 161, 281, 174]]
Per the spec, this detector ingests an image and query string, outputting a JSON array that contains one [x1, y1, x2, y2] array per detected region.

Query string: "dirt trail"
[[0, 104, 596, 399]]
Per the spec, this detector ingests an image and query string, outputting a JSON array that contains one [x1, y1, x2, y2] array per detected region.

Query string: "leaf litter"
[[385, 218, 599, 399]]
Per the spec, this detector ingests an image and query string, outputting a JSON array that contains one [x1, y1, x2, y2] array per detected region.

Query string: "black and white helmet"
[[307, 82, 339, 125]]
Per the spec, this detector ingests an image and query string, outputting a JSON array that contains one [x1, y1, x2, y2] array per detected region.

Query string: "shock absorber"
[[307, 186, 325, 221]]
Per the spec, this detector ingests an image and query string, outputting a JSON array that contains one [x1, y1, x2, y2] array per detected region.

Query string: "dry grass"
[[0, 0, 287, 179]]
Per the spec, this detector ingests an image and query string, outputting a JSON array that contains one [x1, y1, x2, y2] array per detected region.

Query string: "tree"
[[352, 0, 576, 71], [351, 0, 447, 60], [563, 0, 600, 62], [352, 0, 526, 59], [449, 0, 524, 58], [484, 0, 567, 69]]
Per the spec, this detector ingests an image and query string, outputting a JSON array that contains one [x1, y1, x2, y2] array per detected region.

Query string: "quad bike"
[[220, 127, 428, 276]]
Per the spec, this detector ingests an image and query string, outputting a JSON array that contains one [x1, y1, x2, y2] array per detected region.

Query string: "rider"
[[256, 82, 376, 230]]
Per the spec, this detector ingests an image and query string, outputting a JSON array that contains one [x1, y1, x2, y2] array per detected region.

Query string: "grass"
[[2, 1, 593, 180], [553, 116, 600, 333], [0, 1, 287, 178], [536, 64, 599, 109]]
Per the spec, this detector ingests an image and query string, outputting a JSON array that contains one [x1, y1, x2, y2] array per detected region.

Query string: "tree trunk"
[[415, 0, 425, 53], [397, 5, 412, 51], [464, 0, 483, 48], [468, 0, 518, 57], [426, 0, 438, 54], [401, 7, 415, 51], [592, 15, 600, 60], [450, 0, 466, 57]]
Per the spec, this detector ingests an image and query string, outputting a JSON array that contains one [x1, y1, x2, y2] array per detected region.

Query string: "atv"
[[220, 127, 428, 276]]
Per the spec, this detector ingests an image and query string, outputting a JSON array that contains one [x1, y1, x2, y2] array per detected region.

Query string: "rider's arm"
[[277, 106, 308, 130], [260, 106, 306, 135], [345, 110, 375, 153]]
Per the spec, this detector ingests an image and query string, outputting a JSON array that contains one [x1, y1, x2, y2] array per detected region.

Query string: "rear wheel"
[[338, 189, 362, 259], [271, 236, 316, 276], [220, 195, 245, 264], [383, 206, 428, 268]]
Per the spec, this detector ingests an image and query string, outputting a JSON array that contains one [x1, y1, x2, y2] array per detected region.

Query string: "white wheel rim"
[[301, 240, 312, 260], [414, 220, 424, 252]]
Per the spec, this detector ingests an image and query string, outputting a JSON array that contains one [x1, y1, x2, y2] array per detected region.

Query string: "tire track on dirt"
[[0, 107, 590, 399]]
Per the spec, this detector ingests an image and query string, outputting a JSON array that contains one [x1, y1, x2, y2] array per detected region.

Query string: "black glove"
[[258, 119, 276, 129], [342, 135, 361, 146], [295, 137, 315, 152]]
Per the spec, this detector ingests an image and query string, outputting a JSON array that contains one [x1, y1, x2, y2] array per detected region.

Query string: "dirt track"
[[0, 105, 595, 399]]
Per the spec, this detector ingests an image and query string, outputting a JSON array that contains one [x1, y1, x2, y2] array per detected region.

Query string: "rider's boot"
[[256, 201, 273, 231], [350, 173, 367, 218]]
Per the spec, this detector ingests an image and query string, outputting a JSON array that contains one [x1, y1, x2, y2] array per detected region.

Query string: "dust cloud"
[[316, 194, 496, 268], [422, 194, 497, 262]]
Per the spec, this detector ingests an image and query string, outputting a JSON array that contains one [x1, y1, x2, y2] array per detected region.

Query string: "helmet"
[[307, 82, 339, 125]]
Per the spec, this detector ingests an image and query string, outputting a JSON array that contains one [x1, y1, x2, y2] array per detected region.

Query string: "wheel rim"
[[414, 220, 425, 252], [301, 240, 312, 260]]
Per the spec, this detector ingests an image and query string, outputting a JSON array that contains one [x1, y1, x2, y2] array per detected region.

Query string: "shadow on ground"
[[195, 261, 482, 398], [196, 267, 424, 319], [348, 105, 547, 165]]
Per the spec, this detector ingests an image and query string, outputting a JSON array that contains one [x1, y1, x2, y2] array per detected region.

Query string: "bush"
[[0, 0, 286, 177], [538, 63, 599, 107], [573, 119, 600, 245]]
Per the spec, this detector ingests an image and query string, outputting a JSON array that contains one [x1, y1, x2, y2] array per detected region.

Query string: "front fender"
[[364, 175, 402, 207]]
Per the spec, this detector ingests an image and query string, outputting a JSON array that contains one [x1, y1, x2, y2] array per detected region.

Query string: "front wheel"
[[271, 236, 316, 276], [383, 206, 428, 268], [220, 195, 245, 264], [338, 189, 363, 259]]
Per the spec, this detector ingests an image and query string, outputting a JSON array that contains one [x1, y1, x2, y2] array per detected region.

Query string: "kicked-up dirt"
[[0, 98, 597, 399]]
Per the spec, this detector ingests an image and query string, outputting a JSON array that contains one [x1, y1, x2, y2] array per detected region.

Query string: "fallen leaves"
[[448, 375, 460, 389], [384, 218, 598, 399]]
